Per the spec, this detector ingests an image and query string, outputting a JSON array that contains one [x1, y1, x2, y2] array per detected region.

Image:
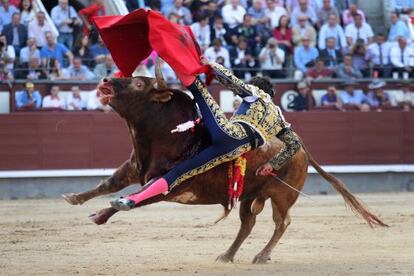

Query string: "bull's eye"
[[134, 80, 145, 91]]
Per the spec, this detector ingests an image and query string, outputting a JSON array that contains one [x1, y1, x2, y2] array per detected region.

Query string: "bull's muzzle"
[[97, 78, 115, 105]]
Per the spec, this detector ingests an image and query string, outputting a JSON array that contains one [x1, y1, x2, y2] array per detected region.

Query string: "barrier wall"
[[1, 111, 414, 170]]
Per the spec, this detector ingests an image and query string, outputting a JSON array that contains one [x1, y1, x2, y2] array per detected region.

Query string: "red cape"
[[93, 9, 210, 86]]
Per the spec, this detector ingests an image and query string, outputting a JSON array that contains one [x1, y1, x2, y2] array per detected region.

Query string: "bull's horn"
[[155, 57, 168, 90]]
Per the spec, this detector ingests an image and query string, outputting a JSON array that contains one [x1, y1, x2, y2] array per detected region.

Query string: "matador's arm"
[[206, 61, 270, 102]]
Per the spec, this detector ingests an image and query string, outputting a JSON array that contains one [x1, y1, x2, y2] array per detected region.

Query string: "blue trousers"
[[163, 79, 262, 189]]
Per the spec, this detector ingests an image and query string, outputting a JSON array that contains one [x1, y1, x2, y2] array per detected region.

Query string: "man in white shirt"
[[345, 13, 374, 46], [265, 0, 287, 29], [366, 33, 392, 78], [204, 38, 231, 68], [28, 11, 52, 48], [221, 0, 246, 29], [66, 86, 86, 110], [259, 37, 286, 78], [190, 15, 210, 52], [318, 13, 346, 50], [19, 37, 40, 64], [290, 0, 318, 27], [42, 85, 65, 109], [390, 36, 414, 78]]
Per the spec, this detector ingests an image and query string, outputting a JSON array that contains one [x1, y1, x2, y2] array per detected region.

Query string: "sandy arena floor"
[[0, 193, 413, 276]]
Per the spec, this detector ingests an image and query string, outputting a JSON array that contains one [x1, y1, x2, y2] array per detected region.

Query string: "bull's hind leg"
[[62, 158, 140, 205], [252, 200, 291, 264], [216, 199, 256, 263]]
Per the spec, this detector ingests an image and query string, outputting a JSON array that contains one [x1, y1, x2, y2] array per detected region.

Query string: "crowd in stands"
[[1, 0, 414, 112]]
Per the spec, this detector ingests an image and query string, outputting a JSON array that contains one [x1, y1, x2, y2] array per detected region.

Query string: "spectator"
[[342, 4, 365, 26], [345, 13, 374, 46], [150, 58, 177, 81], [0, 0, 18, 33], [94, 54, 117, 79], [265, 0, 287, 29], [191, 15, 210, 52], [390, 36, 414, 79], [66, 86, 86, 110], [15, 82, 42, 110], [0, 34, 15, 71], [40, 31, 73, 68], [62, 57, 95, 80], [15, 57, 47, 80], [231, 14, 260, 51], [366, 80, 391, 111], [290, 0, 318, 27], [45, 58, 64, 80], [42, 85, 65, 109], [210, 16, 229, 47], [317, 0, 339, 27], [318, 14, 346, 50], [73, 34, 94, 68], [259, 37, 286, 78], [319, 37, 343, 68], [273, 15, 293, 54], [165, 0, 192, 25], [78, 0, 105, 38], [204, 38, 231, 68], [321, 85, 343, 110], [336, 53, 363, 79], [90, 35, 109, 64], [390, 0, 414, 14], [230, 36, 257, 79], [285, 0, 319, 14], [248, 0, 267, 26], [339, 79, 369, 111], [205, 1, 220, 25], [28, 11, 52, 48], [1, 12, 28, 55], [393, 81, 414, 111], [349, 39, 369, 77], [19, 36, 39, 64], [292, 14, 317, 47], [306, 57, 334, 79], [222, 0, 246, 29], [249, 0, 272, 44], [87, 89, 112, 112], [51, 0, 82, 49], [293, 36, 319, 77], [366, 33, 392, 78], [19, 0, 35, 25], [288, 81, 313, 111], [388, 12, 410, 42]]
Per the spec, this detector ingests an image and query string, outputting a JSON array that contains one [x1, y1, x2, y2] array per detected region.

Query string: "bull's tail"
[[300, 142, 389, 228]]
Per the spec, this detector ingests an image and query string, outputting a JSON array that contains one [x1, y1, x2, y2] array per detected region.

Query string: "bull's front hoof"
[[88, 213, 107, 225], [62, 193, 83, 205], [216, 253, 234, 263], [252, 255, 270, 264]]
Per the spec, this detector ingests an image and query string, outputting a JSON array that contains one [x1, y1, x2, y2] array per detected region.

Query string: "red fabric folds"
[[93, 9, 209, 86]]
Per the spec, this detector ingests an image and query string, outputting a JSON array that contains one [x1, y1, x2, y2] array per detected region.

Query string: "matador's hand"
[[255, 163, 275, 176], [200, 56, 211, 65]]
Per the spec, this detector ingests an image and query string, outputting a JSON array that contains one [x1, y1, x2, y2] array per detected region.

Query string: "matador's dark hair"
[[249, 76, 275, 98]]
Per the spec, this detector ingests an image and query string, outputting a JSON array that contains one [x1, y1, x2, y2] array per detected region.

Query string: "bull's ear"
[[150, 90, 173, 103]]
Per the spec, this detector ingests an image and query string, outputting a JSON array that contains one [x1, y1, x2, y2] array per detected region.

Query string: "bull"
[[63, 63, 387, 264]]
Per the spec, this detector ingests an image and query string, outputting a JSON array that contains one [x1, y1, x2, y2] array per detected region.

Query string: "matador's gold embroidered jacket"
[[210, 62, 290, 145]]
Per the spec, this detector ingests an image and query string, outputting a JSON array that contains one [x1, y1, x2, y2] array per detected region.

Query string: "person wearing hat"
[[339, 79, 369, 111], [15, 82, 42, 110], [288, 81, 314, 111], [366, 80, 391, 111]]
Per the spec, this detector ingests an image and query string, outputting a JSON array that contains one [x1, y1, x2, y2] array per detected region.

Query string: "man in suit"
[[229, 36, 257, 79], [319, 37, 343, 69], [1, 12, 27, 56]]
